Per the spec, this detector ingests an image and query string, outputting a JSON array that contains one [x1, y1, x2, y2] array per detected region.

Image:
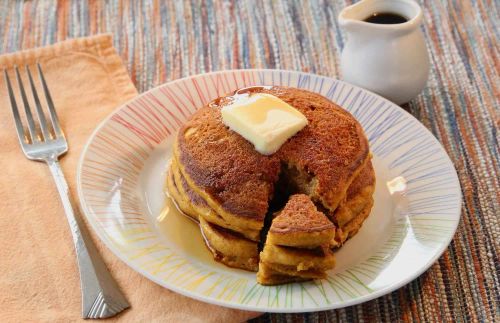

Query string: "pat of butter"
[[221, 93, 308, 155]]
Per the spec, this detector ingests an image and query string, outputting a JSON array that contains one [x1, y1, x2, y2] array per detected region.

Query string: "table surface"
[[1, 0, 498, 322]]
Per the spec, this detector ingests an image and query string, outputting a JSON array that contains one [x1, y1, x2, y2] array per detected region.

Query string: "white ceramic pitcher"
[[339, 0, 430, 105]]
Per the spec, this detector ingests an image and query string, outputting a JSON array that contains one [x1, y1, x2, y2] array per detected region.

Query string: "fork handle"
[[46, 158, 130, 318]]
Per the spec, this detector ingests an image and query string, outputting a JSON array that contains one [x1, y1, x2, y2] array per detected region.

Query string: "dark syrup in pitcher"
[[364, 12, 408, 24]]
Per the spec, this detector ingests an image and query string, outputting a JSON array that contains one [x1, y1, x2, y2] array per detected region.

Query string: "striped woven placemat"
[[1, 1, 497, 321]]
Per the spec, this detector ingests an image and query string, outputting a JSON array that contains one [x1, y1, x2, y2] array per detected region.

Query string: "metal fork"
[[4, 64, 130, 319]]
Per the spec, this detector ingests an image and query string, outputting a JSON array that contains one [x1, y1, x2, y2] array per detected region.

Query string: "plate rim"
[[76, 69, 462, 312]]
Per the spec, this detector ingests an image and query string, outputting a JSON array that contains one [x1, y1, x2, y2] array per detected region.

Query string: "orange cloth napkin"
[[0, 34, 259, 322]]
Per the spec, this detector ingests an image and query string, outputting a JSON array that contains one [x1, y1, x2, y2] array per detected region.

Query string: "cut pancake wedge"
[[257, 194, 336, 285], [267, 194, 335, 248]]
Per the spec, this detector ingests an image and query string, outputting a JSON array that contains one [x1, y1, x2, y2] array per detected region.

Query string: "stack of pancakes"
[[166, 86, 375, 285]]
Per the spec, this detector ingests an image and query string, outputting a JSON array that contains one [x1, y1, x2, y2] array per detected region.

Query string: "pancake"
[[331, 160, 376, 246], [335, 197, 374, 245], [166, 166, 198, 220], [333, 160, 375, 228], [175, 86, 370, 234], [267, 194, 335, 248], [174, 128, 278, 232], [260, 244, 335, 272], [257, 262, 309, 285], [199, 217, 259, 272], [170, 160, 207, 215], [262, 262, 327, 279], [171, 158, 261, 241]]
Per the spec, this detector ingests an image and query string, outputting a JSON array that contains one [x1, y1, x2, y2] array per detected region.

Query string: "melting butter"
[[221, 93, 308, 155]]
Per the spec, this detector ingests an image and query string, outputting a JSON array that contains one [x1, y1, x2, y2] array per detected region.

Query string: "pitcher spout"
[[338, 0, 375, 23], [338, 0, 423, 36]]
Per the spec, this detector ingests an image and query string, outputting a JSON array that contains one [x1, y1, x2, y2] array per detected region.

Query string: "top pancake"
[[175, 86, 370, 230]]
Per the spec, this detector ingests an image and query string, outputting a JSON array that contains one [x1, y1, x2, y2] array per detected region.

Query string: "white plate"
[[77, 69, 461, 312]]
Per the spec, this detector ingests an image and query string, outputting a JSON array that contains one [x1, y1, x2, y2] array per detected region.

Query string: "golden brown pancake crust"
[[271, 194, 335, 234], [345, 159, 376, 200], [171, 158, 262, 240], [176, 86, 369, 222], [267, 194, 335, 249], [260, 244, 335, 271], [166, 166, 198, 220], [333, 160, 376, 230], [335, 196, 374, 245], [176, 106, 280, 222], [199, 217, 259, 272], [257, 262, 310, 285], [171, 159, 209, 209], [273, 87, 370, 211]]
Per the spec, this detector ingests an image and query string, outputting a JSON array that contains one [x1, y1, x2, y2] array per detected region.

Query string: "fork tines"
[[4, 64, 64, 146]]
